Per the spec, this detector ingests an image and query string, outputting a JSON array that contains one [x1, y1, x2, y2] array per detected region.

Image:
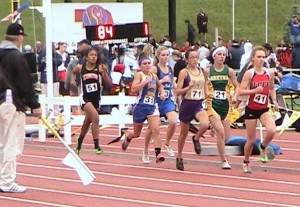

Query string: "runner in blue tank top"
[[151, 46, 177, 157], [121, 54, 167, 164]]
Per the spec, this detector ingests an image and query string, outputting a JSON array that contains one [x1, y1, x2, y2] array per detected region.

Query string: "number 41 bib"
[[253, 93, 267, 105]]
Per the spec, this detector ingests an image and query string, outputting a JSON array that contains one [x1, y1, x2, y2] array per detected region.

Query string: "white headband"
[[212, 46, 227, 57]]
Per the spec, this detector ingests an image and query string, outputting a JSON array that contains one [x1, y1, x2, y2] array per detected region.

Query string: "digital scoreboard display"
[[85, 22, 150, 42]]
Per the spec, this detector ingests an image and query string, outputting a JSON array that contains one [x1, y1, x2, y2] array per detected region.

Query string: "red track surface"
[[1, 118, 300, 207]]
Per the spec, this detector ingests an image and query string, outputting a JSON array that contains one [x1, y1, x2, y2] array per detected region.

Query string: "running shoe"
[[164, 144, 175, 157], [222, 160, 232, 169], [0, 183, 26, 193], [75, 148, 82, 154], [192, 135, 201, 155], [122, 137, 131, 151], [95, 148, 103, 154], [266, 146, 275, 161], [142, 151, 150, 164], [156, 154, 165, 163], [259, 145, 275, 163], [243, 162, 252, 173], [176, 157, 184, 171]]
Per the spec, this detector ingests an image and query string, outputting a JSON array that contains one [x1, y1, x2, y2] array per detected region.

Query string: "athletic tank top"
[[81, 63, 102, 101], [156, 64, 174, 100], [247, 68, 270, 109], [209, 65, 230, 101], [183, 68, 205, 100], [136, 72, 157, 106]]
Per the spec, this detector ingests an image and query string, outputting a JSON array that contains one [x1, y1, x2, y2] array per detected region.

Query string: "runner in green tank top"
[[208, 64, 230, 120], [205, 46, 238, 169]]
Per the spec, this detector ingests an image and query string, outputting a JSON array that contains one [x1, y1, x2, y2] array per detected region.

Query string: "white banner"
[[34, 3, 143, 52]]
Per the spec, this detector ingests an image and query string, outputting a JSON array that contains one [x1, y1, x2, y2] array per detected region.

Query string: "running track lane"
[[0, 126, 300, 206]]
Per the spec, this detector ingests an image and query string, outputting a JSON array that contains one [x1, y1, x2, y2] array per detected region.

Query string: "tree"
[[283, 0, 300, 44]]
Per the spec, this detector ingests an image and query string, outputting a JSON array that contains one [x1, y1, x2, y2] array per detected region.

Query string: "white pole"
[[43, 0, 54, 98], [30, 0, 37, 56], [232, 0, 235, 40], [215, 27, 219, 47], [265, 0, 268, 43]]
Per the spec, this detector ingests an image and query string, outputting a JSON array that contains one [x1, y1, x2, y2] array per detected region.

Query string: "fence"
[[38, 93, 136, 145]]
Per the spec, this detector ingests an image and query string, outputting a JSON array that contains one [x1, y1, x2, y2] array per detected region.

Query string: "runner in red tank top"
[[247, 68, 270, 110], [238, 46, 278, 173]]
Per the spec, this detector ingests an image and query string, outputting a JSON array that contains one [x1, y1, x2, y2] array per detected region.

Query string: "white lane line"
[[18, 171, 299, 207], [24, 143, 300, 167], [17, 175, 189, 207], [21, 154, 300, 186], [0, 196, 73, 207], [19, 162, 300, 197]]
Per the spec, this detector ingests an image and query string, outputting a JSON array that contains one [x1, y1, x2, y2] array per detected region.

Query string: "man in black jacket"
[[197, 9, 208, 41], [0, 23, 41, 193], [184, 19, 196, 46]]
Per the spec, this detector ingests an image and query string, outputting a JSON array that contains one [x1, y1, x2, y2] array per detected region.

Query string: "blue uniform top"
[[155, 65, 174, 103], [135, 72, 157, 106]]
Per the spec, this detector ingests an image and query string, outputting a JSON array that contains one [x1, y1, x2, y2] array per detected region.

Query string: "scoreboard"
[[85, 22, 150, 42]]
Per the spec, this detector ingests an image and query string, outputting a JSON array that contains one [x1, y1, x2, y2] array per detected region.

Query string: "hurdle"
[[38, 93, 136, 145]]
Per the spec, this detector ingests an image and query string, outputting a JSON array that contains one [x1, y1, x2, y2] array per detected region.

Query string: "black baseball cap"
[[6, 23, 27, 36], [78, 39, 91, 45]]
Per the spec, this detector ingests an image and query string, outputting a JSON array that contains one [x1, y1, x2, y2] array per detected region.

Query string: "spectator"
[[172, 49, 186, 108], [184, 19, 196, 46], [276, 38, 287, 53], [263, 43, 277, 68], [76, 39, 92, 95], [172, 49, 186, 81], [228, 39, 244, 70], [65, 49, 80, 115], [23, 44, 38, 83], [111, 47, 135, 95], [135, 42, 145, 61], [143, 44, 155, 65], [38, 42, 63, 113], [196, 8, 208, 41], [162, 40, 176, 69], [180, 41, 190, 53], [0, 23, 41, 193], [240, 41, 253, 72], [291, 41, 300, 74], [288, 15, 300, 44], [56, 42, 70, 96], [197, 41, 210, 62]]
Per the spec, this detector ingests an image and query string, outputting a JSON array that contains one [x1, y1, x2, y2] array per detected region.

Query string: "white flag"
[[62, 152, 95, 186]]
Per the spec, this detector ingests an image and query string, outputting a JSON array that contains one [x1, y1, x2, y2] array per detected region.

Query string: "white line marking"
[[18, 156, 300, 206], [0, 196, 73, 207], [23, 153, 300, 187], [18, 171, 300, 207]]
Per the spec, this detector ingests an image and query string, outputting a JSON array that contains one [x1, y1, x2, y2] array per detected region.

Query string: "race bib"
[[158, 90, 170, 98], [214, 90, 226, 100], [253, 94, 267, 105], [86, 83, 98, 93], [191, 89, 203, 100], [143, 96, 155, 105]]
